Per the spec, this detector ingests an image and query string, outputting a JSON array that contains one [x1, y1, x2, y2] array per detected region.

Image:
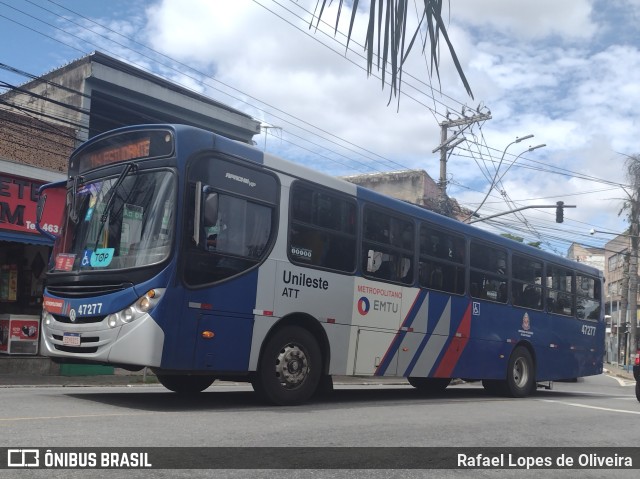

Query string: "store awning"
[[0, 230, 53, 246]]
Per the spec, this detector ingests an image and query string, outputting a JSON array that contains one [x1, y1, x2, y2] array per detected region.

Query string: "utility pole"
[[432, 111, 491, 216], [628, 204, 638, 367], [621, 154, 640, 367]]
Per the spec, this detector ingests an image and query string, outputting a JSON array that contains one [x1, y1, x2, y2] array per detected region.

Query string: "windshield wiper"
[[67, 175, 83, 224], [93, 162, 137, 250]]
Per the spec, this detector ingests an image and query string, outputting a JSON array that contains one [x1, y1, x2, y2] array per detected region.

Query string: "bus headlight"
[[138, 296, 152, 312], [121, 307, 135, 323], [106, 289, 165, 328], [107, 314, 118, 328]]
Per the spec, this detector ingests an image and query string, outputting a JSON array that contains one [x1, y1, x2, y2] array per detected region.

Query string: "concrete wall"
[[343, 170, 439, 206]]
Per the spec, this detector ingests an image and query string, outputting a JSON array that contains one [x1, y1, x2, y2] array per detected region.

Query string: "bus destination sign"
[[81, 137, 151, 172]]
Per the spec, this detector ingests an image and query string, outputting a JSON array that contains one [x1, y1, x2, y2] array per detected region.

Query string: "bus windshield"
[[50, 168, 176, 272]]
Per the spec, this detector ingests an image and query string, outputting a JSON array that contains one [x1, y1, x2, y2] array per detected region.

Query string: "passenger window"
[[512, 255, 543, 310], [289, 183, 356, 273], [576, 274, 601, 320], [546, 266, 574, 316], [362, 207, 414, 284], [470, 242, 507, 303], [418, 224, 465, 294]]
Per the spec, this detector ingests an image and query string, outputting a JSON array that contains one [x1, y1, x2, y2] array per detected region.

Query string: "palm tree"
[[312, 0, 473, 99]]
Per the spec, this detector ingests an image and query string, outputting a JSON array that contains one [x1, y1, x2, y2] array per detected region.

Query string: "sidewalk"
[[0, 368, 160, 388], [603, 363, 636, 381]]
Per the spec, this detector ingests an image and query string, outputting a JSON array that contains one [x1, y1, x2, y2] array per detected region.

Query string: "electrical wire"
[[0, 0, 631, 253]]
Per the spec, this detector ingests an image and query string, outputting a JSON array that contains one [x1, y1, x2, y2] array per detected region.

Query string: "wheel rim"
[[275, 342, 310, 390], [513, 356, 529, 389]]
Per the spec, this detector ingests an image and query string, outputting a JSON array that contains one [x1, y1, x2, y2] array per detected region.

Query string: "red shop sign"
[[0, 173, 65, 236]]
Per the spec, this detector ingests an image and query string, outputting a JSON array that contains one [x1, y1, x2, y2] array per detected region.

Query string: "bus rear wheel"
[[506, 346, 535, 398], [408, 377, 451, 393], [253, 326, 321, 406], [156, 374, 215, 394]]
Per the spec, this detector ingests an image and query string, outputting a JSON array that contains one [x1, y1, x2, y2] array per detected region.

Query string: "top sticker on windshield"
[[90, 248, 115, 268]]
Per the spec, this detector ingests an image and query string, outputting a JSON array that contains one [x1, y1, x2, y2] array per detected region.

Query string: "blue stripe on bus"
[[403, 293, 454, 377], [375, 290, 428, 376]]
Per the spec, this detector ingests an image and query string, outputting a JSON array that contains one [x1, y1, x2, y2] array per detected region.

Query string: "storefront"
[[0, 161, 65, 355]]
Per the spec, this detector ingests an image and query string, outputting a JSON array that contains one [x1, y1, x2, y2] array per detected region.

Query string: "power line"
[[0, 0, 631, 253]]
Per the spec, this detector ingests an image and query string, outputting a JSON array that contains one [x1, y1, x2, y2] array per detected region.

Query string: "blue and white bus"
[[37, 124, 604, 405]]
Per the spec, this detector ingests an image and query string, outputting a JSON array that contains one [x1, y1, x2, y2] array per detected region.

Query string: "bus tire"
[[635, 381, 640, 402], [315, 375, 334, 398], [506, 346, 535, 398], [254, 326, 322, 406], [156, 374, 215, 394], [408, 377, 451, 393]]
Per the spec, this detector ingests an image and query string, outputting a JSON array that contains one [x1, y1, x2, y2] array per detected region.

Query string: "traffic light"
[[555, 201, 564, 223]]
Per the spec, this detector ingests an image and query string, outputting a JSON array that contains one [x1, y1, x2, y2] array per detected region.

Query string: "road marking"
[[539, 399, 640, 415], [604, 374, 635, 387], [0, 412, 153, 423]]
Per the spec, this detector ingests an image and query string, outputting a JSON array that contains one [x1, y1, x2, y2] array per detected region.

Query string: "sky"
[[1, 0, 640, 256]]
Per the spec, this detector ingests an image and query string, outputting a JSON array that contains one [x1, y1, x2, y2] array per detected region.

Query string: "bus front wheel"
[[506, 346, 535, 398], [253, 326, 322, 406], [156, 374, 215, 394]]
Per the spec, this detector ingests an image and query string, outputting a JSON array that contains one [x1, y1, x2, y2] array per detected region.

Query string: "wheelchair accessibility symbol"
[[472, 302, 480, 316], [81, 249, 92, 266]]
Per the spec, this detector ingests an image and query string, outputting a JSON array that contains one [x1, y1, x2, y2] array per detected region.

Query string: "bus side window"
[[576, 274, 600, 320], [470, 241, 507, 303], [418, 224, 465, 295], [361, 207, 413, 284], [512, 254, 543, 310], [546, 266, 575, 316], [289, 182, 357, 273], [290, 227, 327, 264]]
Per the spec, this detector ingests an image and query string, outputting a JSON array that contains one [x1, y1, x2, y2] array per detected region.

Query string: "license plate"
[[63, 333, 81, 346]]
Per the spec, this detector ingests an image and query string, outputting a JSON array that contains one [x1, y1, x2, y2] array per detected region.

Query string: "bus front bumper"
[[40, 312, 165, 368]]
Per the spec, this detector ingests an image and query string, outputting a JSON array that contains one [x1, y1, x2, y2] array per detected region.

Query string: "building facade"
[[342, 169, 471, 221], [566, 243, 605, 271]]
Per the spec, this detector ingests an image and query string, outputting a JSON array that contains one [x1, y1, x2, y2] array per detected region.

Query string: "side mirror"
[[36, 180, 67, 241]]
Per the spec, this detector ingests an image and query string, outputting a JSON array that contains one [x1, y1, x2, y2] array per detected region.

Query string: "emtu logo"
[[357, 297, 370, 315]]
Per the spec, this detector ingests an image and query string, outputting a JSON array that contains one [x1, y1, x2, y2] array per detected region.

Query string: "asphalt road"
[[0, 372, 638, 479]]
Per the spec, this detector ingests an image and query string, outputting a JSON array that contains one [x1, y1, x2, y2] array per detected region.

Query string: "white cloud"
[[112, 0, 640, 250], [450, 0, 597, 40]]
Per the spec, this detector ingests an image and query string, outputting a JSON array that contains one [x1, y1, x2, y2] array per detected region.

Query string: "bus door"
[[182, 161, 278, 372]]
